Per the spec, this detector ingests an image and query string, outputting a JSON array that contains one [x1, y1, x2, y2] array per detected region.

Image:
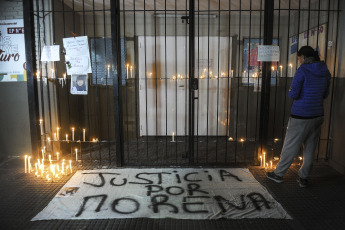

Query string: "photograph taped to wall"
[[71, 74, 88, 95]]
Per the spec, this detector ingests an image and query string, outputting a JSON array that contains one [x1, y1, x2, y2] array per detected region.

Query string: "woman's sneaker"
[[297, 177, 308, 187], [266, 172, 283, 183]]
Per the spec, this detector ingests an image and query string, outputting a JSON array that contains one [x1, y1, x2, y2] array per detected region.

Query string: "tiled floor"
[[1, 157, 344, 230]]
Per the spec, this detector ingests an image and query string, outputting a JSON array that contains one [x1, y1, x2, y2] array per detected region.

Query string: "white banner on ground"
[[32, 168, 291, 220]]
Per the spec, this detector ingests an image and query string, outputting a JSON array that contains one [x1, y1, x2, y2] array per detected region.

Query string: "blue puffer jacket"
[[289, 62, 331, 117]]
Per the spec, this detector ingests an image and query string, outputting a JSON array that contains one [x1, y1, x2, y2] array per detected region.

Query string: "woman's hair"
[[297, 46, 320, 61]]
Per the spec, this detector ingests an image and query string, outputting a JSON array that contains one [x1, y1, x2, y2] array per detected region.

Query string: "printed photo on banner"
[[0, 19, 26, 82], [71, 74, 88, 95]]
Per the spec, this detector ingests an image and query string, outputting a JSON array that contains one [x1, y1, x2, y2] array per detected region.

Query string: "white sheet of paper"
[[63, 36, 92, 75], [41, 45, 60, 62], [65, 55, 91, 75], [258, 45, 280, 62]]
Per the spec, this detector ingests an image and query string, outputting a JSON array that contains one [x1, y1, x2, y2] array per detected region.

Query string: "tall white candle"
[[126, 64, 129, 79], [83, 129, 86, 142], [25, 155, 27, 173], [69, 160, 72, 173], [51, 68, 55, 78], [289, 64, 293, 77], [260, 155, 262, 167], [57, 152, 59, 161], [263, 152, 266, 168], [270, 161, 273, 169], [72, 128, 75, 141], [49, 154, 52, 163], [53, 132, 57, 141], [107, 65, 110, 78], [231, 69, 234, 78], [279, 65, 283, 78], [39, 119, 43, 136], [172, 132, 175, 142], [75, 148, 78, 161], [130, 66, 133, 78], [57, 127, 60, 140], [28, 156, 31, 173], [66, 134, 68, 141]]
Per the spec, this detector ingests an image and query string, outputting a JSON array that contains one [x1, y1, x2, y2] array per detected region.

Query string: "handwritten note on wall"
[[63, 36, 92, 75], [258, 45, 280, 62]]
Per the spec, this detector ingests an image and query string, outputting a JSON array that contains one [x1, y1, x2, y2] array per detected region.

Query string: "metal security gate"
[[24, 0, 340, 167]]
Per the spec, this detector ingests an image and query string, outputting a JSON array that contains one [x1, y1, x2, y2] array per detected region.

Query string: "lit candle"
[[57, 152, 59, 161], [37, 71, 40, 79], [126, 64, 129, 79], [130, 66, 133, 78], [66, 134, 68, 141], [69, 160, 72, 173], [53, 132, 57, 141], [51, 68, 55, 78], [49, 154, 52, 163], [83, 129, 86, 142], [231, 69, 234, 77], [289, 63, 293, 77], [172, 132, 175, 142], [72, 128, 75, 141], [228, 137, 233, 141], [39, 119, 43, 136], [240, 138, 244, 147], [41, 148, 44, 160], [260, 155, 263, 167], [243, 70, 247, 78], [75, 148, 78, 161], [57, 127, 60, 140], [270, 161, 273, 169], [266, 163, 269, 168], [172, 75, 176, 80], [263, 152, 266, 168], [63, 73, 66, 80], [279, 65, 283, 77], [107, 65, 110, 77], [24, 155, 28, 174]]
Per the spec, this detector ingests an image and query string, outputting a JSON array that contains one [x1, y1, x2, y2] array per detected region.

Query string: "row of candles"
[[24, 154, 73, 182], [243, 64, 295, 79], [37, 63, 295, 81], [39, 120, 100, 143]]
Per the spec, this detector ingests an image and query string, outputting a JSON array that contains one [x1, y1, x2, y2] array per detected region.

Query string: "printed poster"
[[63, 36, 92, 75], [0, 19, 26, 82]]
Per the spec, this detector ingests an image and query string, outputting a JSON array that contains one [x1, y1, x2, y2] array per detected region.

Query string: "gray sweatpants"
[[274, 116, 324, 179]]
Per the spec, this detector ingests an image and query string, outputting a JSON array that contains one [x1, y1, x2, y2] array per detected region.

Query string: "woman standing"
[[267, 46, 331, 187]]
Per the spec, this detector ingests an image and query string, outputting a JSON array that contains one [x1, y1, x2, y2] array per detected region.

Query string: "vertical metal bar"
[[111, 0, 124, 166], [196, 0, 200, 163], [24, 0, 40, 156], [134, 0, 139, 161], [154, 0, 158, 163], [174, 0, 178, 163], [235, 0, 242, 164], [184, 0, 188, 160], [315, 0, 321, 161], [144, 0, 149, 161], [206, 0, 210, 163], [189, 0, 195, 164], [307, 0, 311, 46], [165, 0, 168, 158], [225, 0, 231, 162], [325, 0, 340, 160], [215, 0, 221, 163], [107, 0, 111, 162], [122, 0, 129, 163], [272, 0, 281, 146], [259, 0, 274, 154], [246, 0, 253, 164]]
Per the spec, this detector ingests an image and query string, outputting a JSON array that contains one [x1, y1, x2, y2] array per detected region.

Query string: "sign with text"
[[32, 168, 291, 220], [41, 45, 60, 62], [0, 19, 26, 82], [63, 36, 92, 75], [258, 45, 280, 62]]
